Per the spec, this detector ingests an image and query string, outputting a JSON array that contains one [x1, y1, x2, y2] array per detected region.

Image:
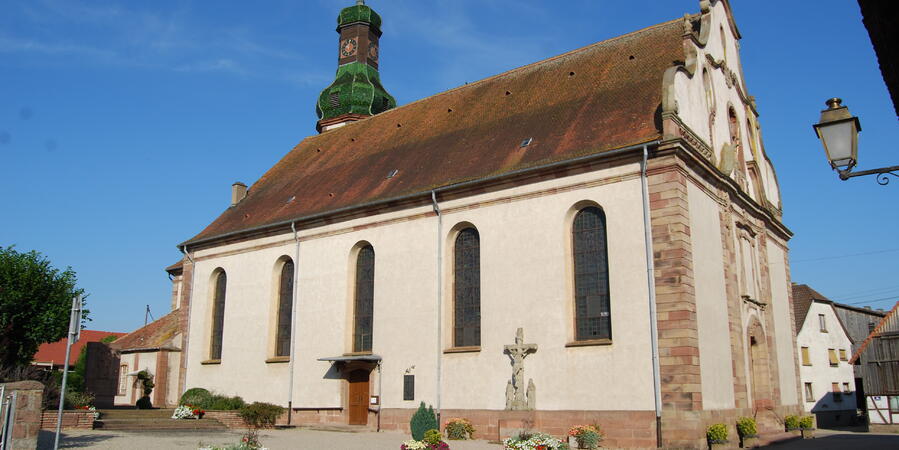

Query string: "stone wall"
[[39, 411, 95, 430], [1, 381, 44, 450]]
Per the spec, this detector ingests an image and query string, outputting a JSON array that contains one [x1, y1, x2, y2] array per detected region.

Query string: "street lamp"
[[813, 98, 899, 185]]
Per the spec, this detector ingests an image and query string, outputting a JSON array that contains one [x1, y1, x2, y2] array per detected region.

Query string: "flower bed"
[[172, 404, 206, 420], [503, 431, 565, 450]]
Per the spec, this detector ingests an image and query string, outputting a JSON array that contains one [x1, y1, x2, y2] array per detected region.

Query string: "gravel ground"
[[39, 428, 503, 449]]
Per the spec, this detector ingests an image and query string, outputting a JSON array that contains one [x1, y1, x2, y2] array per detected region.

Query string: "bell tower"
[[316, 1, 396, 132]]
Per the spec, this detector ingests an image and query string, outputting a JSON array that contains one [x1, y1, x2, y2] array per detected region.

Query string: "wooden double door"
[[348, 370, 370, 425]]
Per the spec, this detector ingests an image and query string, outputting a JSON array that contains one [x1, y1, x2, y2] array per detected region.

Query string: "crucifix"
[[504, 327, 537, 410]]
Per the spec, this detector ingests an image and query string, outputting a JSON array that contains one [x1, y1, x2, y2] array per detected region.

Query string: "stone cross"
[[504, 327, 537, 410]]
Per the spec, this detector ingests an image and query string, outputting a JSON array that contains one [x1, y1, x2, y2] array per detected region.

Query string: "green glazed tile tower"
[[316, 1, 396, 132]]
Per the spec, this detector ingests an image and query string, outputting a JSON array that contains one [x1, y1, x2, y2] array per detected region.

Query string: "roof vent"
[[520, 138, 533, 148], [505, 90, 512, 96], [287, 195, 296, 203], [386, 169, 399, 179]]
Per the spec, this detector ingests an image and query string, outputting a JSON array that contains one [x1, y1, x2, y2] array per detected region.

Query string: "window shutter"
[[828, 349, 838, 366]]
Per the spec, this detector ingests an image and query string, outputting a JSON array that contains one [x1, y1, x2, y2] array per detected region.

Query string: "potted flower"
[[783, 415, 800, 436], [567, 424, 603, 449], [736, 417, 758, 448], [445, 418, 475, 440], [798, 416, 815, 439], [706, 424, 728, 450], [502, 430, 566, 450]]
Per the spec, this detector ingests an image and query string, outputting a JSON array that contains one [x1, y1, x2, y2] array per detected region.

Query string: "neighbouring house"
[[32, 330, 125, 370], [833, 301, 887, 412], [162, 1, 801, 448], [792, 284, 857, 427], [850, 301, 899, 432]]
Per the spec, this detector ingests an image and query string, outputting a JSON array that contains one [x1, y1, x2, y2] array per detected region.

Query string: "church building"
[[154, 1, 802, 447]]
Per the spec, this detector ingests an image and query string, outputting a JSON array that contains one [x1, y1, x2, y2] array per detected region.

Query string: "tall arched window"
[[275, 259, 294, 357], [210, 270, 227, 360], [454, 228, 480, 347], [572, 207, 611, 341], [353, 245, 375, 353]]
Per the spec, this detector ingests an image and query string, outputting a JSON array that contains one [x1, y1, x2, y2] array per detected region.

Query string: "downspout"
[[377, 361, 383, 432], [640, 144, 663, 447], [430, 191, 443, 427], [287, 222, 300, 424], [181, 245, 197, 396]]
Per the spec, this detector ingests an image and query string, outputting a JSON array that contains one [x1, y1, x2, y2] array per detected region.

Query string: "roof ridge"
[[304, 16, 683, 140]]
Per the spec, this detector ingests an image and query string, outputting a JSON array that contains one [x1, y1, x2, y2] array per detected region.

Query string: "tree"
[[0, 246, 87, 368]]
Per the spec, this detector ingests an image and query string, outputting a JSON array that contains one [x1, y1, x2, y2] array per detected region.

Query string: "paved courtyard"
[[760, 428, 899, 449], [38, 428, 501, 450]]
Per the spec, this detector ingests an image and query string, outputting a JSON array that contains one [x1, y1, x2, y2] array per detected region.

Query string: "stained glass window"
[[573, 207, 611, 341], [276, 260, 294, 357], [454, 228, 480, 347], [210, 271, 227, 360], [353, 245, 375, 352]]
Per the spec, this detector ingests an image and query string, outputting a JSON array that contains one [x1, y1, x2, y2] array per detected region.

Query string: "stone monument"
[[504, 327, 537, 410]]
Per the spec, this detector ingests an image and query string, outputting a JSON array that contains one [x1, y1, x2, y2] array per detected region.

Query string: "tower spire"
[[315, 1, 396, 133]]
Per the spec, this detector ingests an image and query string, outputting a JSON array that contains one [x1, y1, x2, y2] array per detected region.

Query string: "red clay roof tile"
[[185, 18, 684, 245]]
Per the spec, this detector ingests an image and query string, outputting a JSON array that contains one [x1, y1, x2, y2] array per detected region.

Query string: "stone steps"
[[95, 409, 227, 431]]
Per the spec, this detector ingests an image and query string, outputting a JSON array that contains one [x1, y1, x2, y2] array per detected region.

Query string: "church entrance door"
[[348, 370, 369, 425]]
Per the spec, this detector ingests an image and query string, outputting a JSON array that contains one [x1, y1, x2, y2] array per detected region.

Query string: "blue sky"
[[1, 0, 897, 332]]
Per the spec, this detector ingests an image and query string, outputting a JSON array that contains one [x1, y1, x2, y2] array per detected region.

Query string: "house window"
[[839, 349, 847, 361], [118, 364, 128, 395], [403, 374, 415, 401], [828, 349, 838, 366], [843, 382, 851, 393], [210, 270, 227, 360], [453, 227, 480, 348], [353, 245, 375, 353], [275, 259, 294, 357], [804, 383, 813, 402], [801, 346, 811, 366], [832, 382, 842, 401], [572, 206, 611, 341], [819, 314, 827, 332]]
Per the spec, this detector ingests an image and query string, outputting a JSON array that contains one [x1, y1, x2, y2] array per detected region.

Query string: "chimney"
[[231, 182, 247, 206]]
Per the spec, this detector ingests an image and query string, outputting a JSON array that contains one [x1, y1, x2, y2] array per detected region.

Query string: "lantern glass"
[[816, 119, 858, 170]]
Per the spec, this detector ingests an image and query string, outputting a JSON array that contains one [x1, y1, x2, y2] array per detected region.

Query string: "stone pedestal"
[[1, 380, 44, 450]]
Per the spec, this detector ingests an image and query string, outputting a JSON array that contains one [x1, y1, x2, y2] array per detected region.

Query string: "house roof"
[[791, 283, 852, 338], [32, 330, 126, 367], [850, 301, 899, 364], [165, 259, 184, 274], [183, 17, 685, 246], [111, 309, 182, 352]]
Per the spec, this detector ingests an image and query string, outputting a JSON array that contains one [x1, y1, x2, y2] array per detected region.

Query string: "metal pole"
[[287, 222, 300, 424], [53, 294, 81, 450], [431, 191, 443, 428], [2, 391, 17, 450]]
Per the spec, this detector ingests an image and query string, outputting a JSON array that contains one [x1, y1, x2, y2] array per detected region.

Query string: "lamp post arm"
[[838, 164, 899, 184]]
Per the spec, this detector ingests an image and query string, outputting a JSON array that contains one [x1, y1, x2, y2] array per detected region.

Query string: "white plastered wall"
[[766, 241, 799, 406], [184, 160, 656, 412], [797, 302, 855, 413], [687, 182, 734, 409]]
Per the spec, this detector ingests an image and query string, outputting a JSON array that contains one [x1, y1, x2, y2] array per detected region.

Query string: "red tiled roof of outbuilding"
[[32, 330, 127, 367], [184, 17, 686, 246], [111, 310, 182, 352]]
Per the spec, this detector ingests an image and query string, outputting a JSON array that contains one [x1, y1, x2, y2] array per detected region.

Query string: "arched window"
[[275, 259, 294, 357], [454, 228, 480, 347], [353, 245, 375, 353], [572, 207, 611, 341], [210, 270, 227, 360]]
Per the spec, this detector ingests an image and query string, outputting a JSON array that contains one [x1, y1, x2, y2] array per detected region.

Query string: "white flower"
[[172, 405, 197, 420]]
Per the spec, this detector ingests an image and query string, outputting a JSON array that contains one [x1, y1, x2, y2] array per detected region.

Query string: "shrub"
[[799, 415, 815, 430], [64, 390, 94, 409], [409, 402, 438, 441], [180, 387, 212, 407], [784, 415, 800, 431], [136, 396, 153, 409], [706, 424, 728, 444], [208, 395, 246, 411], [736, 416, 758, 437], [568, 424, 603, 449], [445, 417, 475, 440], [423, 429, 443, 445], [238, 402, 285, 430], [135, 370, 154, 396]]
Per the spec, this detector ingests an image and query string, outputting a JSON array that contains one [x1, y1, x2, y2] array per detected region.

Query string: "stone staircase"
[[96, 409, 228, 431]]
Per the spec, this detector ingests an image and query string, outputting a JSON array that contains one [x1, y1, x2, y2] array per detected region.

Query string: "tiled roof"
[[184, 18, 685, 245], [32, 330, 126, 367], [111, 310, 182, 352]]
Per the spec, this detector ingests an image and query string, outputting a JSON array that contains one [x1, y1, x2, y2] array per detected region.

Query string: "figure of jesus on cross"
[[504, 327, 537, 410]]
